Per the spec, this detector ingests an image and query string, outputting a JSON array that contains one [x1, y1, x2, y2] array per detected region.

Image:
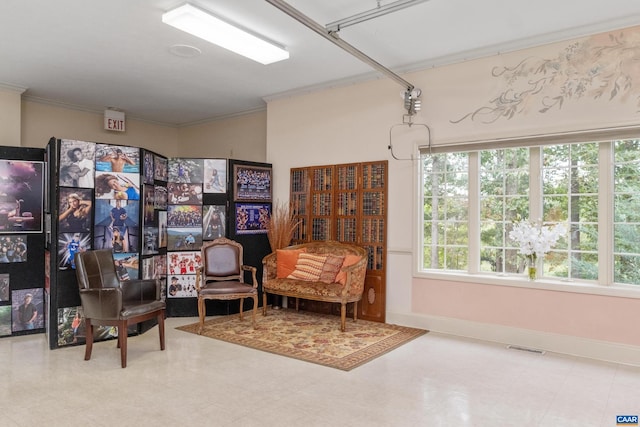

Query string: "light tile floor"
[[1, 316, 639, 427]]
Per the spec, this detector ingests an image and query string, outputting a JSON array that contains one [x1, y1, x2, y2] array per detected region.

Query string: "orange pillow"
[[335, 254, 363, 285], [276, 249, 306, 278]]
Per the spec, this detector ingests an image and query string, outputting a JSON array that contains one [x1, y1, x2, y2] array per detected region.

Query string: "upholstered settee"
[[262, 241, 368, 332]]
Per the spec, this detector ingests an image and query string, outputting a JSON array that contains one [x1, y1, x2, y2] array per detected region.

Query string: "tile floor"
[[1, 316, 639, 427]]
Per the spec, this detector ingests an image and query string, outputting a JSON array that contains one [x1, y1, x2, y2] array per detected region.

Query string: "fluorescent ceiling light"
[[162, 3, 289, 65]]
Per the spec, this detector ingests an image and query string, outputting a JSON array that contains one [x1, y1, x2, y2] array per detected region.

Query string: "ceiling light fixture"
[[162, 3, 289, 65]]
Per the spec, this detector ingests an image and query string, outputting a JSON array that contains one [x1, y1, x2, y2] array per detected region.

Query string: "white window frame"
[[416, 137, 640, 299]]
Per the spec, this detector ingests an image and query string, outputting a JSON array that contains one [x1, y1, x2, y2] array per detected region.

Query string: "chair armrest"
[[340, 256, 367, 297], [262, 252, 277, 282], [196, 266, 203, 291], [241, 265, 258, 288], [121, 279, 160, 302], [79, 288, 122, 319]]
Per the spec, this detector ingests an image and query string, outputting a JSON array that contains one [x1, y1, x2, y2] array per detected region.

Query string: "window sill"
[[415, 270, 640, 299]]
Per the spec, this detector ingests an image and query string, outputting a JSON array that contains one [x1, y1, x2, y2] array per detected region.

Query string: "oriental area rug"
[[177, 309, 428, 371]]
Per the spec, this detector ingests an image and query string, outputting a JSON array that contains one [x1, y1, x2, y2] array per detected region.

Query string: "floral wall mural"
[[450, 28, 640, 125]]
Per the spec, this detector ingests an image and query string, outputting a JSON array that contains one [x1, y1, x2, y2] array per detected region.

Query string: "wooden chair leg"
[[198, 297, 205, 334], [353, 301, 358, 322], [239, 297, 244, 321], [84, 318, 94, 361], [263, 292, 269, 315], [340, 303, 346, 332], [158, 311, 165, 351], [119, 320, 128, 368], [251, 294, 257, 328]]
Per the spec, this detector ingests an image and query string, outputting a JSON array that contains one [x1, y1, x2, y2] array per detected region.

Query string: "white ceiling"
[[2, 0, 640, 126]]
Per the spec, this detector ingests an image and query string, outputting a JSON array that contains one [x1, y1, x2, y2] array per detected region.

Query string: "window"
[[422, 153, 468, 271], [479, 148, 529, 274], [614, 140, 640, 285], [421, 138, 640, 286]]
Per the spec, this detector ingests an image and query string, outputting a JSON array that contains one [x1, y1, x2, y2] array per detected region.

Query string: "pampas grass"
[[266, 201, 299, 252]]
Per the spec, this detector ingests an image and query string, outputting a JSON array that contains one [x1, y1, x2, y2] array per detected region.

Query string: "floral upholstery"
[[262, 241, 367, 332]]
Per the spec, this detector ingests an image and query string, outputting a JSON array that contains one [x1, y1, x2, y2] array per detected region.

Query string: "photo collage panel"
[[139, 151, 170, 300], [166, 159, 207, 298]]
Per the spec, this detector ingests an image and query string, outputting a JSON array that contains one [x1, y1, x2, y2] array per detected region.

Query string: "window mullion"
[[529, 147, 542, 220], [599, 141, 613, 285], [468, 152, 480, 273]]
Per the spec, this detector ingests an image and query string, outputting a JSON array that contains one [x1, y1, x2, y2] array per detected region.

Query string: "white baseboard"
[[387, 311, 640, 366]]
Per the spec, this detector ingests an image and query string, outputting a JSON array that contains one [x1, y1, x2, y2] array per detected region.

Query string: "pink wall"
[[412, 277, 640, 346]]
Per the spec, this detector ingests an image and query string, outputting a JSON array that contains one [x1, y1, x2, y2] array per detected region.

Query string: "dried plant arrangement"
[[266, 200, 299, 252]]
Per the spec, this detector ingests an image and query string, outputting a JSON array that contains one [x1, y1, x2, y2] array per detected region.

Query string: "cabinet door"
[[310, 166, 334, 241], [359, 161, 387, 322], [290, 168, 309, 244], [336, 164, 358, 243]]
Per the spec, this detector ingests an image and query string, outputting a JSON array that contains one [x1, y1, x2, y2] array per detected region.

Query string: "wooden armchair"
[[74, 249, 166, 368], [196, 237, 258, 334]]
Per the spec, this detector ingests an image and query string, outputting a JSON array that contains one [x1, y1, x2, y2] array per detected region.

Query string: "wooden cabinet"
[[290, 161, 387, 322]]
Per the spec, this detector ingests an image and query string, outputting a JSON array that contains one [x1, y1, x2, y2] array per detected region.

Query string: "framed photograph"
[[113, 252, 139, 281], [94, 199, 139, 229], [168, 205, 202, 228], [143, 185, 155, 226], [11, 288, 44, 332], [158, 211, 167, 248], [57, 306, 118, 347], [0, 273, 9, 301], [0, 160, 44, 233], [203, 159, 227, 193], [167, 182, 202, 204], [167, 275, 197, 298], [233, 164, 272, 201], [153, 254, 167, 280], [168, 251, 201, 276], [58, 187, 93, 232], [203, 205, 226, 240], [142, 227, 159, 255], [57, 232, 90, 270], [59, 139, 96, 188], [94, 225, 138, 253], [143, 151, 155, 184], [0, 235, 27, 263], [95, 144, 140, 174], [168, 158, 204, 184], [0, 305, 11, 337], [141, 256, 154, 280], [154, 155, 168, 182], [95, 171, 140, 200], [167, 227, 202, 251], [235, 203, 270, 235], [154, 186, 168, 210]]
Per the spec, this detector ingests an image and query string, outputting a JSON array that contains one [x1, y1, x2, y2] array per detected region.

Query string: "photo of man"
[[95, 144, 139, 173], [12, 288, 44, 332], [59, 140, 95, 188], [57, 233, 90, 270]]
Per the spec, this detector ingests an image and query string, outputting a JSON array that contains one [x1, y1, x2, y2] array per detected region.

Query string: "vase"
[[527, 257, 537, 281]]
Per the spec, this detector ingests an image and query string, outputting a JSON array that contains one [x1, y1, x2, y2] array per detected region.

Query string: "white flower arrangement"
[[509, 219, 567, 262]]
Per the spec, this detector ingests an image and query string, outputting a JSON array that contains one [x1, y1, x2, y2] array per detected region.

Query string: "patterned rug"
[[176, 309, 428, 371]]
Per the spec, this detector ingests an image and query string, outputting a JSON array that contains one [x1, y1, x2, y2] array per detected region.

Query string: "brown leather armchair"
[[74, 249, 166, 368], [195, 237, 258, 334]]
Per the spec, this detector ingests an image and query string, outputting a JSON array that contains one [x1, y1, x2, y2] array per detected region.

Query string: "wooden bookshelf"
[[289, 161, 387, 322]]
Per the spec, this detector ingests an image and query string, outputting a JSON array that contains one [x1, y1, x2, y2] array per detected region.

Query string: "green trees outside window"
[[421, 139, 640, 286]]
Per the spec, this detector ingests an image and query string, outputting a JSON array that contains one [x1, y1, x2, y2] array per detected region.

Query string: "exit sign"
[[104, 109, 125, 132]]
